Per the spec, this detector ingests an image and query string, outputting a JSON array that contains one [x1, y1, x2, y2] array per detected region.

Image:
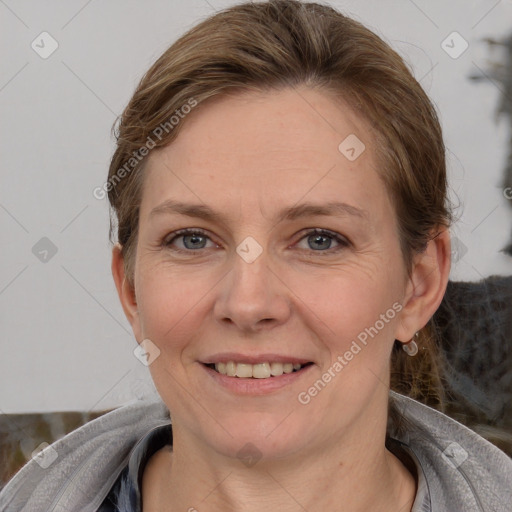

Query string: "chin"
[[202, 412, 307, 461]]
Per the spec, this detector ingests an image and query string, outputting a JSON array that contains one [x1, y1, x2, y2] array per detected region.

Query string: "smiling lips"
[[209, 361, 309, 378]]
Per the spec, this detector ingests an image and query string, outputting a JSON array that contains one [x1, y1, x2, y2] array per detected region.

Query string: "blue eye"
[[164, 229, 214, 251], [163, 228, 349, 254], [297, 229, 349, 253]]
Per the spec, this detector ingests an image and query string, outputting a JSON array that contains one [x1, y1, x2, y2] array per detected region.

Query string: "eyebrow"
[[149, 199, 369, 224]]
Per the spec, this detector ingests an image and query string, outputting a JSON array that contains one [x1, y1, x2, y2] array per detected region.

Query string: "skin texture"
[[112, 86, 451, 511]]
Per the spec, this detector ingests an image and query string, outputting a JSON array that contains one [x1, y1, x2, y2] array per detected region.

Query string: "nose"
[[213, 244, 292, 333]]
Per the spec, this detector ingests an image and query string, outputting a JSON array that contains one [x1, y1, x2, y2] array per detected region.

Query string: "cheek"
[[136, 269, 209, 349], [303, 273, 401, 384], [290, 261, 401, 342]]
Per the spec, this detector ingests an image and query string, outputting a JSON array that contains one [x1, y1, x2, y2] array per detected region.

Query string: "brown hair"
[[107, 0, 453, 409]]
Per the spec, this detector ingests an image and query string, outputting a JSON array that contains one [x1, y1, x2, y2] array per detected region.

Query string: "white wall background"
[[1, 0, 511, 414]]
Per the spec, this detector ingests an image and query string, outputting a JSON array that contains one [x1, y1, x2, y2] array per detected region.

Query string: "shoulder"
[[0, 397, 171, 512], [390, 392, 512, 512]]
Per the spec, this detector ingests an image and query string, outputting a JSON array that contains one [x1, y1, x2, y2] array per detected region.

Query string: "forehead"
[[140, 86, 391, 224]]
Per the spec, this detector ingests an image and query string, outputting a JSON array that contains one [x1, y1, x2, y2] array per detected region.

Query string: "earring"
[[402, 332, 419, 356]]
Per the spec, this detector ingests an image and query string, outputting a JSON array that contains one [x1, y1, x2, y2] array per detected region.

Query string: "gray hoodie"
[[0, 391, 510, 512]]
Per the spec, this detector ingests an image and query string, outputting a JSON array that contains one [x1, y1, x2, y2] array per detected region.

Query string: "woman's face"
[[123, 87, 416, 460]]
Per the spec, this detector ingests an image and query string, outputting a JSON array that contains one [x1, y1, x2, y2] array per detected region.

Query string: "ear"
[[111, 244, 142, 341], [395, 227, 451, 342]]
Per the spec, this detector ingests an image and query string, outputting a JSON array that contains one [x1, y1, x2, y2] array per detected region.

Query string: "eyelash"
[[162, 228, 350, 255]]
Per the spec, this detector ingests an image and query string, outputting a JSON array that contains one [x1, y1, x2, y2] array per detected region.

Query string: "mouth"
[[203, 361, 314, 379]]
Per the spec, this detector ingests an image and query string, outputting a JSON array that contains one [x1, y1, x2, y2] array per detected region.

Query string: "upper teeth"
[[214, 361, 303, 378]]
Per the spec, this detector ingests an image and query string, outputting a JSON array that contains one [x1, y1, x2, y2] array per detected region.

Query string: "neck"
[[143, 410, 417, 512]]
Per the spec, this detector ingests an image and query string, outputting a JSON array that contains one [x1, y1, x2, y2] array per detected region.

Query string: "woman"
[[1, 1, 510, 511]]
